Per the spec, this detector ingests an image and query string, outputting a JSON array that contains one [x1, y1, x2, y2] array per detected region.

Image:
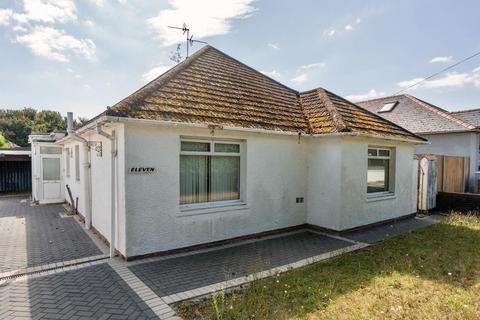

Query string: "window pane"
[[180, 155, 209, 204], [210, 156, 240, 201], [42, 158, 60, 181], [181, 141, 210, 152], [180, 155, 240, 204], [367, 158, 389, 193], [368, 149, 377, 157], [379, 149, 390, 157], [75, 145, 80, 181], [65, 149, 70, 177], [214, 143, 240, 153], [40, 146, 62, 154]]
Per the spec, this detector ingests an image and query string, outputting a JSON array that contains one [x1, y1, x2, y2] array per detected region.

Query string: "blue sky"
[[0, 0, 479, 118]]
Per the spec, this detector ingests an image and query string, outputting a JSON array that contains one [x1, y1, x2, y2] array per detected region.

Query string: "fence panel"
[[436, 155, 469, 193]]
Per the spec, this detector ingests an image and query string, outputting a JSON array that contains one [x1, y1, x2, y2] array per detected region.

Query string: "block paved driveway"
[[0, 263, 158, 320], [0, 195, 101, 273], [0, 196, 169, 319], [129, 231, 353, 297]]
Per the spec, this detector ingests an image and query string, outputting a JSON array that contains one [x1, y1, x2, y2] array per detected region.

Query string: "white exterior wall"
[[63, 140, 85, 214], [338, 138, 417, 230], [121, 123, 418, 257], [415, 132, 479, 192], [306, 137, 417, 230], [123, 124, 308, 257], [62, 123, 127, 255]]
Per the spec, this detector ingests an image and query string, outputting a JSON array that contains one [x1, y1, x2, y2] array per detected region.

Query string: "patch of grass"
[[176, 214, 480, 320]]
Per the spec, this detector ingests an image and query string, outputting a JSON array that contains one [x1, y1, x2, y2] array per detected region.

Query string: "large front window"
[[367, 147, 393, 194], [180, 140, 241, 205]]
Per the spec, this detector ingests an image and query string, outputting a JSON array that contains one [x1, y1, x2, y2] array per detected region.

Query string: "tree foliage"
[[0, 133, 8, 148], [0, 108, 67, 147]]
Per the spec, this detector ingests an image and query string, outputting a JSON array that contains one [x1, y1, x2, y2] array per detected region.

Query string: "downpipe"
[[96, 123, 117, 258]]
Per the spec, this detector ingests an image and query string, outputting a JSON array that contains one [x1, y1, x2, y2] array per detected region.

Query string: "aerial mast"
[[167, 23, 207, 59]]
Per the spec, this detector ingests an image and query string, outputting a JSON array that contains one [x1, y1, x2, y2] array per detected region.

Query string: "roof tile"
[[105, 45, 422, 141]]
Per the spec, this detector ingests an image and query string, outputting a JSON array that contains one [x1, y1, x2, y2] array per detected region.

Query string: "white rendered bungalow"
[[48, 46, 425, 259]]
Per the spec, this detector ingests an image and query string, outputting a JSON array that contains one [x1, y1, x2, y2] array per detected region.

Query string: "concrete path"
[[343, 215, 444, 244]]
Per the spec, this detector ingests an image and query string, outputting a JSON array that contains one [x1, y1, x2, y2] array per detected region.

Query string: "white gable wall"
[[414, 132, 479, 192]]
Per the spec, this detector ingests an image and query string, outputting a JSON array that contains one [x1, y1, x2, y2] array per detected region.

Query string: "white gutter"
[[89, 115, 428, 144], [66, 112, 92, 230], [96, 123, 117, 258], [309, 132, 430, 144]]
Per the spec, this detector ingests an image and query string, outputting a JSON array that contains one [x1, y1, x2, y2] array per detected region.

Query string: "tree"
[[32, 110, 66, 133], [0, 108, 68, 147], [0, 133, 8, 148], [170, 44, 183, 64]]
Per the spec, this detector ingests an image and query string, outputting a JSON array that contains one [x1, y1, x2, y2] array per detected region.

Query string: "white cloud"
[[355, 18, 361, 24], [323, 28, 336, 37], [345, 89, 386, 102], [291, 73, 308, 85], [12, 0, 77, 24], [267, 42, 279, 50], [397, 77, 425, 88], [0, 9, 13, 26], [398, 70, 480, 90], [344, 24, 353, 31], [147, 0, 256, 46], [142, 65, 172, 83], [88, 0, 127, 7], [429, 56, 453, 63], [84, 19, 95, 28], [260, 70, 282, 79], [299, 62, 325, 70], [15, 26, 96, 62]]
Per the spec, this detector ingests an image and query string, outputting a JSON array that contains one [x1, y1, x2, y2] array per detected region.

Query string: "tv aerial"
[[168, 23, 207, 59]]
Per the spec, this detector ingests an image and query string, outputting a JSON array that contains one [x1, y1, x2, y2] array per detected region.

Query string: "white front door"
[[41, 155, 63, 203]]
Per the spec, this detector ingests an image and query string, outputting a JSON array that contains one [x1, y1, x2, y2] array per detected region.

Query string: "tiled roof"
[[106, 45, 423, 141], [357, 94, 476, 134], [450, 108, 480, 127]]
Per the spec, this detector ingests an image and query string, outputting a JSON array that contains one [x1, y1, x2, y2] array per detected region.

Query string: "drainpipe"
[[96, 123, 117, 258], [67, 112, 92, 229]]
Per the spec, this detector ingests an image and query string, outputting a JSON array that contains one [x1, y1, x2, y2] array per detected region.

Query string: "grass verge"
[[176, 214, 480, 320]]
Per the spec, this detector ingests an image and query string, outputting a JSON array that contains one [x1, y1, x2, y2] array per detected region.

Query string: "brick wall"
[[436, 192, 480, 212]]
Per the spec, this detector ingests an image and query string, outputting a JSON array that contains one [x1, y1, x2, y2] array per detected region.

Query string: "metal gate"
[[0, 160, 32, 193]]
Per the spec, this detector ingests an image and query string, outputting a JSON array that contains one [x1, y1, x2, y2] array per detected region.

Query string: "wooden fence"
[[435, 155, 470, 193]]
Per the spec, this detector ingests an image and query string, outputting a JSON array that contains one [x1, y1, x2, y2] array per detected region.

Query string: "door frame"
[[38, 146, 64, 204]]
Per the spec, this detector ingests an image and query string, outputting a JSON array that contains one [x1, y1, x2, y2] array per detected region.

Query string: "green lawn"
[[176, 214, 480, 320]]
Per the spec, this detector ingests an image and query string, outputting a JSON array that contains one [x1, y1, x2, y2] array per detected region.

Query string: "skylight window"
[[379, 101, 398, 113]]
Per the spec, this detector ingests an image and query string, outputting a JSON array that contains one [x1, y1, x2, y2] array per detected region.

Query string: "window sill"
[[366, 193, 396, 202], [179, 201, 248, 216]]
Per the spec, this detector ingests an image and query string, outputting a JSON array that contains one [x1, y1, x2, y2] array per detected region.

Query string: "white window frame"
[[74, 145, 80, 182], [179, 138, 244, 211], [367, 146, 395, 198], [65, 148, 70, 178]]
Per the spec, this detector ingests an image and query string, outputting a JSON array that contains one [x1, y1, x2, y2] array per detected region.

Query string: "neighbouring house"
[[358, 94, 480, 193], [30, 45, 425, 259]]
